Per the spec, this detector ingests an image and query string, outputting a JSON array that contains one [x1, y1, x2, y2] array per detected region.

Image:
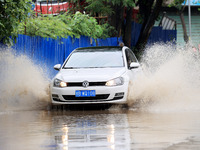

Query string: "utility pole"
[[188, 0, 192, 40]]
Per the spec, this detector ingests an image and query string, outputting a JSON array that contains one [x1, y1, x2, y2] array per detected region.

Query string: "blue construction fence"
[[12, 35, 122, 78], [131, 21, 177, 47], [11, 23, 176, 78]]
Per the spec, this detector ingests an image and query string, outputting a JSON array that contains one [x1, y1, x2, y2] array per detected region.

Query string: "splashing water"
[[128, 43, 200, 112], [0, 48, 50, 111], [2, 44, 200, 113]]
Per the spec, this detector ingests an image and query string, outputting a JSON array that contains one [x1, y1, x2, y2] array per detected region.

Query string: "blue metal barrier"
[[131, 21, 177, 47], [12, 35, 121, 78], [12, 24, 176, 78]]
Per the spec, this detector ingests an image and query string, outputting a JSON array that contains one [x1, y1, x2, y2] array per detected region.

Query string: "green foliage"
[[85, 0, 137, 15], [168, 0, 185, 10], [110, 0, 137, 7], [85, 0, 113, 16], [16, 11, 112, 39], [0, 0, 32, 45]]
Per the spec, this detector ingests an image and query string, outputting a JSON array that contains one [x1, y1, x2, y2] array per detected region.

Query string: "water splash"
[[0, 48, 50, 111], [128, 43, 200, 112]]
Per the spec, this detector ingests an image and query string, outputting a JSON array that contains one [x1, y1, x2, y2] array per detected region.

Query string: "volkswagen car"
[[50, 46, 141, 105]]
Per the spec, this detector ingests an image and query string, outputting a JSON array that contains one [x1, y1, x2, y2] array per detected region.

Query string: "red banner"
[[34, 2, 69, 15]]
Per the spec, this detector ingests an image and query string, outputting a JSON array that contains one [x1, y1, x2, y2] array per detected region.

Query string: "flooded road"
[[1, 45, 200, 149], [1, 109, 200, 150]]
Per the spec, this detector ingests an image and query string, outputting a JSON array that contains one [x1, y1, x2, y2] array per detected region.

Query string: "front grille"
[[67, 82, 106, 87], [62, 94, 109, 100]]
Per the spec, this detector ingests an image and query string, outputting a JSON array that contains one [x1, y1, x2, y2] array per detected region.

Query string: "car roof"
[[75, 46, 123, 52]]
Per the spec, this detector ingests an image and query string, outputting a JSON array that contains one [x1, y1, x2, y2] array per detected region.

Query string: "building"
[[160, 1, 200, 48]]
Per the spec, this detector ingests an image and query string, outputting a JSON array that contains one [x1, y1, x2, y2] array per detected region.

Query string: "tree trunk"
[[108, 3, 124, 37], [123, 7, 133, 47], [135, 0, 163, 51], [179, 11, 189, 43]]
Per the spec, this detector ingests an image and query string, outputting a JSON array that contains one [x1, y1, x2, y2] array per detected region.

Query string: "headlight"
[[106, 77, 124, 86], [54, 78, 67, 87]]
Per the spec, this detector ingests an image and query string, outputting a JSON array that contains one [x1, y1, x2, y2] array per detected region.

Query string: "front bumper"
[[50, 83, 128, 105]]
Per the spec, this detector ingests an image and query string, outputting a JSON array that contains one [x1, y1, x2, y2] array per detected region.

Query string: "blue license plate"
[[75, 90, 96, 97]]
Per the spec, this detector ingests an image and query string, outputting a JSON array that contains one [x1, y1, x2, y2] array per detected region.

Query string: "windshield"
[[63, 49, 124, 68]]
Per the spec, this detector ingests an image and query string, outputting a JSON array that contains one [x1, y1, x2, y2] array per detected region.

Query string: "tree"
[[123, 6, 133, 47], [17, 12, 111, 40], [0, 0, 32, 45], [169, 0, 189, 43], [135, 0, 163, 51], [77, 0, 164, 50], [83, 0, 136, 47]]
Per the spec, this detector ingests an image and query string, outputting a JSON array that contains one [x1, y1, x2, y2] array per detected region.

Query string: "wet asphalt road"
[[1, 107, 200, 150]]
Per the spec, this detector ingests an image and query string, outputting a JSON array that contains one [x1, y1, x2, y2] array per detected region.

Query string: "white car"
[[50, 46, 141, 105]]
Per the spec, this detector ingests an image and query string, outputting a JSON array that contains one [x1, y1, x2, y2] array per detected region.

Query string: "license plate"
[[75, 90, 96, 97]]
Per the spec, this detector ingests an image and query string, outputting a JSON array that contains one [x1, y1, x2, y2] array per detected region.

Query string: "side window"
[[125, 49, 137, 69]]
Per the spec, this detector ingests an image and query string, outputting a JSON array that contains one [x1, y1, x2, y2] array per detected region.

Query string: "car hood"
[[56, 67, 126, 82]]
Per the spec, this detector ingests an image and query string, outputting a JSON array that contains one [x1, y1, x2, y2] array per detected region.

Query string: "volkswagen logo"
[[82, 80, 89, 88]]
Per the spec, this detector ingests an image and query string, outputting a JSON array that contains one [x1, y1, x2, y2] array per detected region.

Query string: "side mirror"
[[130, 62, 140, 69], [54, 64, 61, 71]]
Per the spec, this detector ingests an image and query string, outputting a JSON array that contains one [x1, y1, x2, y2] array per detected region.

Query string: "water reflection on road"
[[0, 109, 200, 150], [52, 110, 130, 150]]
